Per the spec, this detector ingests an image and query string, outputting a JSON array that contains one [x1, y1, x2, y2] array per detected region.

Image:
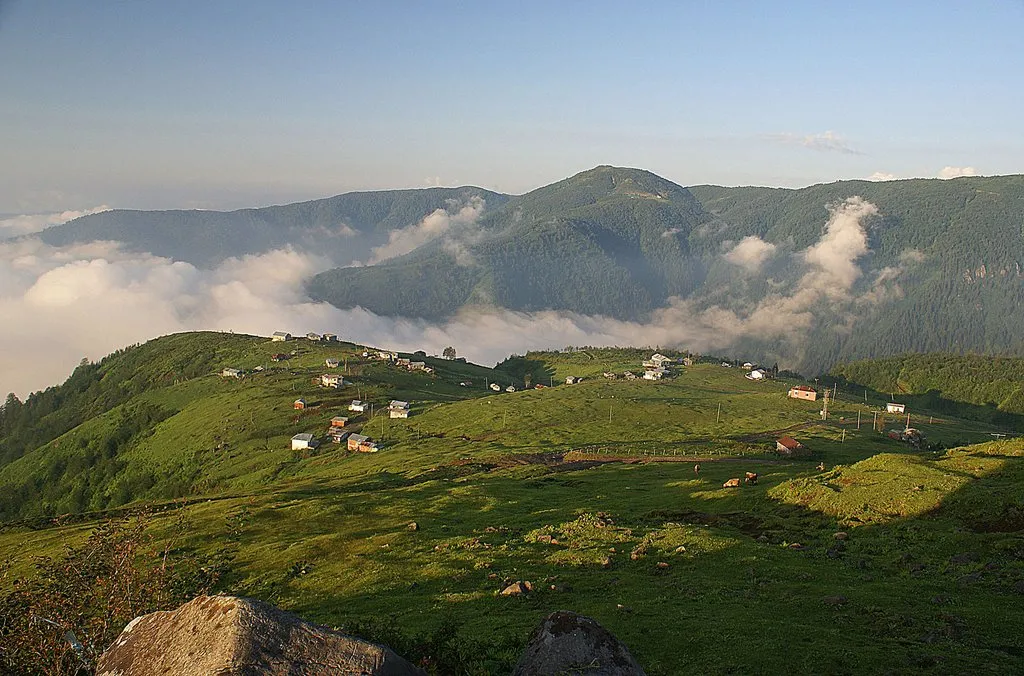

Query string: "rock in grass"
[[501, 580, 534, 596], [514, 610, 646, 676], [823, 595, 848, 607], [833, 531, 849, 541], [407, 521, 419, 531], [96, 595, 423, 676]]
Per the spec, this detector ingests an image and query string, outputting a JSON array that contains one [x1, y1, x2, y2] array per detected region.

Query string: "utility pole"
[[841, 429, 846, 443], [906, 411, 911, 430], [822, 389, 829, 421], [716, 403, 721, 423], [608, 402, 612, 424], [872, 410, 878, 432], [857, 410, 861, 430]]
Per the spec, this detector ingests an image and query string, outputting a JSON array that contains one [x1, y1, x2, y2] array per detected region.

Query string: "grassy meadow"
[[2, 335, 1024, 674]]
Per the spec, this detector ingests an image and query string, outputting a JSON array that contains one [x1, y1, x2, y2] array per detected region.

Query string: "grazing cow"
[[723, 478, 741, 488], [817, 462, 826, 471], [744, 472, 758, 485], [694, 463, 701, 476]]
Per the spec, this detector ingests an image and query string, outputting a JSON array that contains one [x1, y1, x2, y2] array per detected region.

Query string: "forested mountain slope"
[[38, 187, 508, 267]]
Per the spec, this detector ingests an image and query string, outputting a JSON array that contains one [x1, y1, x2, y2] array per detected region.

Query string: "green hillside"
[[38, 187, 509, 267], [3, 334, 1024, 673], [831, 353, 1024, 427]]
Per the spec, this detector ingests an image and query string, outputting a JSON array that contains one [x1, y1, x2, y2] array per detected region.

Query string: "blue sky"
[[1, 0, 1022, 211]]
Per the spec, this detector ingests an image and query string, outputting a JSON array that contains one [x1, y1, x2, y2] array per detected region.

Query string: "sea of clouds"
[[0, 197, 916, 398]]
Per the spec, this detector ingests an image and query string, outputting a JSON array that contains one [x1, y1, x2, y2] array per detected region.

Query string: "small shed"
[[490, 383, 501, 391], [291, 433, 319, 451], [220, 367, 243, 379], [349, 400, 366, 412], [294, 398, 306, 410], [788, 385, 818, 401], [775, 436, 807, 456], [887, 402, 906, 414], [325, 358, 340, 368], [272, 332, 291, 342]]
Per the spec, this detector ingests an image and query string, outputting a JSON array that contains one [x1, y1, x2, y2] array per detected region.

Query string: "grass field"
[[3, 337, 1024, 674]]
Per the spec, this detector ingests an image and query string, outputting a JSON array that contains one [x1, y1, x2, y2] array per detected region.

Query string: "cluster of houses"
[[272, 331, 338, 342], [364, 350, 434, 374], [593, 353, 692, 383]]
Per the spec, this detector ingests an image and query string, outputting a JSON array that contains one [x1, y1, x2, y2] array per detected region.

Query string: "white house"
[[320, 374, 344, 388], [489, 383, 502, 391], [325, 358, 340, 368], [746, 369, 767, 381], [271, 331, 291, 342], [388, 400, 410, 419], [505, 385, 516, 393], [349, 400, 366, 413], [291, 433, 320, 451], [306, 332, 321, 341], [322, 333, 337, 342], [220, 367, 243, 379], [643, 369, 665, 381], [887, 402, 906, 414]]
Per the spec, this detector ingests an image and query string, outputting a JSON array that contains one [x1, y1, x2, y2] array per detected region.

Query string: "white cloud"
[[867, 172, 897, 182], [770, 131, 861, 155], [938, 166, 978, 179], [0, 205, 111, 240], [723, 236, 777, 272], [366, 196, 485, 265], [0, 198, 888, 398]]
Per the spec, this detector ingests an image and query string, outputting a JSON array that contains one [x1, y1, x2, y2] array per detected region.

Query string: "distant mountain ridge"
[[38, 187, 509, 267], [32, 166, 1024, 373]]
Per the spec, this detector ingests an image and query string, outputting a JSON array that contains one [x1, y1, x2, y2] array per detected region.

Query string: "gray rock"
[[97, 595, 423, 676], [513, 610, 646, 676]]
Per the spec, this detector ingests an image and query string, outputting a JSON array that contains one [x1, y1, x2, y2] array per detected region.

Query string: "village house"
[[643, 368, 667, 380], [490, 383, 502, 391], [291, 433, 319, 451], [746, 369, 767, 381], [220, 367, 243, 379], [887, 402, 906, 414], [330, 415, 348, 428], [320, 374, 344, 389], [378, 351, 397, 361], [349, 400, 366, 413], [682, 357, 694, 367], [306, 332, 321, 341], [602, 372, 618, 379], [293, 398, 306, 410], [325, 358, 340, 368], [271, 353, 289, 362], [775, 436, 807, 456], [409, 361, 427, 371], [271, 331, 291, 342], [329, 428, 349, 444], [565, 376, 580, 385], [623, 371, 638, 380], [388, 400, 410, 419], [742, 362, 755, 370], [505, 385, 516, 393], [322, 333, 337, 342], [359, 439, 379, 453], [788, 385, 818, 401], [347, 433, 369, 452]]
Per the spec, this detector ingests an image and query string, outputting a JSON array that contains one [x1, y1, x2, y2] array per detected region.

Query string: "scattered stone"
[[513, 611, 647, 676], [823, 595, 848, 607], [601, 556, 613, 569], [674, 545, 687, 553], [500, 581, 534, 596], [723, 478, 741, 488], [950, 552, 978, 565], [96, 595, 423, 676], [756, 535, 769, 543], [536, 534, 552, 544], [487, 573, 498, 580], [550, 539, 559, 545], [615, 604, 633, 613], [655, 562, 669, 570], [608, 547, 616, 553], [833, 531, 849, 541], [407, 521, 419, 531], [958, 572, 983, 585], [788, 543, 806, 550]]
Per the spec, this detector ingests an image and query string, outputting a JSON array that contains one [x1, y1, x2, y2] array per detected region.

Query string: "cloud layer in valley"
[[0, 206, 111, 239], [366, 196, 485, 264], [1, 196, 905, 398]]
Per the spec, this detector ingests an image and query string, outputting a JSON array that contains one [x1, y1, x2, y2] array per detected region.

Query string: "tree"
[[442, 346, 457, 360]]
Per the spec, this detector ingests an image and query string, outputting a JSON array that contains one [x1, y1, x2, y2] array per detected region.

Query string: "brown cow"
[[723, 478, 741, 488], [744, 472, 758, 485]]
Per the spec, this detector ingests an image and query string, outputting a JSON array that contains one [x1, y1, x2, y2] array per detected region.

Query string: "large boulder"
[[513, 610, 646, 676], [96, 595, 423, 675]]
